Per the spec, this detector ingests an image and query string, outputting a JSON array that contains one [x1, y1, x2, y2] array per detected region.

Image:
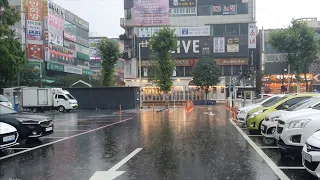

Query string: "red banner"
[[28, 44, 43, 60]]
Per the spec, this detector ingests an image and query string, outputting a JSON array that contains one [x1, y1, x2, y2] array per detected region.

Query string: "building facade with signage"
[[120, 0, 257, 101], [9, 0, 92, 78], [257, 18, 320, 94]]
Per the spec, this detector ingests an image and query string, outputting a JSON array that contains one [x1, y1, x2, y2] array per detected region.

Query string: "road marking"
[[259, 146, 279, 149], [247, 135, 263, 137], [0, 117, 134, 161], [6, 148, 31, 150], [53, 130, 87, 132], [89, 148, 143, 180], [229, 118, 290, 180], [39, 137, 66, 139], [278, 166, 305, 170]]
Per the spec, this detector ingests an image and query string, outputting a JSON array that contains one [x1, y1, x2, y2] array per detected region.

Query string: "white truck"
[[3, 87, 78, 113]]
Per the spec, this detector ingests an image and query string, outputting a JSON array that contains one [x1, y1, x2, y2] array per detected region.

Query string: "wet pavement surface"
[[0, 105, 317, 180]]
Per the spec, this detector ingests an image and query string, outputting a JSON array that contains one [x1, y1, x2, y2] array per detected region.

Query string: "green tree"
[[0, 0, 27, 89], [192, 56, 221, 100], [97, 39, 120, 87], [269, 19, 319, 92], [149, 27, 178, 103]]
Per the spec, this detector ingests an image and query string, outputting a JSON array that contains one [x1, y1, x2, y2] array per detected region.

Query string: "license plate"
[[46, 127, 53, 132], [302, 151, 312, 162], [3, 135, 15, 142]]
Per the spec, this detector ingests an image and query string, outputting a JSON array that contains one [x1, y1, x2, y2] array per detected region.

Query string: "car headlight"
[[288, 119, 311, 129], [249, 110, 265, 118], [240, 110, 247, 114], [271, 116, 280, 122]]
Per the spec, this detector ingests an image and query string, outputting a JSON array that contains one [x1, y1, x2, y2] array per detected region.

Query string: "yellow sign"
[[43, 0, 48, 17], [21, 0, 26, 12]]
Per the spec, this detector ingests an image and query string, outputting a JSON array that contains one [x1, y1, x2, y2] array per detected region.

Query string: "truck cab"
[[52, 89, 78, 112]]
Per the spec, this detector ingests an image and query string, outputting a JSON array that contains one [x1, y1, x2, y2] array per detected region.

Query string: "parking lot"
[[0, 105, 317, 180]]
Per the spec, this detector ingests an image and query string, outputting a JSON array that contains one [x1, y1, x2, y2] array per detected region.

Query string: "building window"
[[225, 24, 239, 35], [125, 8, 132, 20], [223, 66, 231, 76], [170, 7, 196, 15], [237, 3, 248, 14], [197, 5, 211, 16], [240, 23, 248, 35], [213, 24, 225, 36], [176, 66, 184, 77], [232, 65, 241, 76], [185, 66, 194, 76]]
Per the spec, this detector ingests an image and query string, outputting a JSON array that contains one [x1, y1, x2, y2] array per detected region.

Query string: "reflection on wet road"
[[0, 105, 314, 180]]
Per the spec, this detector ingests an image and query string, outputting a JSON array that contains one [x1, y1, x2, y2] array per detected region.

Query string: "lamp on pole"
[[282, 68, 287, 94], [138, 41, 149, 108], [31, 55, 43, 88]]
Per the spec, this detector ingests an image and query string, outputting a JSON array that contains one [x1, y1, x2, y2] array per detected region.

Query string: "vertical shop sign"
[[248, 23, 257, 48], [27, 0, 42, 21], [213, 37, 225, 53], [43, 0, 49, 17]]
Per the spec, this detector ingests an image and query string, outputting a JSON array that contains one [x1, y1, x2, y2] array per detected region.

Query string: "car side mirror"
[[284, 105, 289, 109]]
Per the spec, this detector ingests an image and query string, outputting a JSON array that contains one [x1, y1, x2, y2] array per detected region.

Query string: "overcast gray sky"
[[54, 0, 320, 38]]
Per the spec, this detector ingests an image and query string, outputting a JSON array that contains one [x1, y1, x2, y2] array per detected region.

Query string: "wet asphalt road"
[[0, 105, 316, 180]]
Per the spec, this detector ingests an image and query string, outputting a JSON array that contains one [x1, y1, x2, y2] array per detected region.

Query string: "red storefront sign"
[[28, 44, 43, 60]]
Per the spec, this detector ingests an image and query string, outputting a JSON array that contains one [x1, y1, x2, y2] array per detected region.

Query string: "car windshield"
[[0, 104, 17, 115], [286, 98, 312, 111], [66, 94, 75, 99], [262, 95, 289, 107], [0, 96, 9, 102], [261, 96, 280, 106]]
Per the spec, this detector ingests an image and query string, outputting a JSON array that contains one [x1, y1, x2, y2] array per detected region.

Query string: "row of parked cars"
[[236, 93, 320, 178], [0, 95, 54, 150]]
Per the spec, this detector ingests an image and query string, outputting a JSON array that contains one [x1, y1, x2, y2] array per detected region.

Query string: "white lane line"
[[53, 130, 87, 132], [229, 118, 290, 180], [39, 137, 66, 139], [247, 135, 263, 137], [89, 148, 143, 180], [6, 148, 31, 150], [278, 166, 305, 170], [259, 146, 279, 149], [0, 117, 134, 161]]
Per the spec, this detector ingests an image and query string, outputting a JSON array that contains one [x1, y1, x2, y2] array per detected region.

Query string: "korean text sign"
[[27, 20, 42, 40], [49, 13, 64, 30], [133, 0, 169, 26], [27, 0, 42, 21]]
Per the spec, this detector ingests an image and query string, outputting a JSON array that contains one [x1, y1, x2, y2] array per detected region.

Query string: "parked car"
[[261, 97, 320, 139], [236, 94, 285, 123], [0, 122, 19, 150], [302, 131, 320, 178], [0, 95, 13, 109], [246, 93, 319, 134], [0, 104, 54, 139], [275, 105, 320, 157]]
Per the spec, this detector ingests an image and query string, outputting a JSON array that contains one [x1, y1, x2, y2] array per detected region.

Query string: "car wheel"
[[32, 108, 38, 113], [58, 106, 65, 112]]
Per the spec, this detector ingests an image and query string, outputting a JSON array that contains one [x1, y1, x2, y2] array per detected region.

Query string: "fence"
[[64, 87, 139, 109]]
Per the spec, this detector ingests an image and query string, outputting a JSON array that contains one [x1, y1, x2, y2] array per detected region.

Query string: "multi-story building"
[[257, 18, 320, 94], [120, 0, 257, 101], [89, 37, 125, 86], [9, 0, 92, 79]]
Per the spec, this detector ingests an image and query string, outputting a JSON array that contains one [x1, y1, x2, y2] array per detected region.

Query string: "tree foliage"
[[149, 27, 178, 93], [97, 38, 120, 87], [269, 19, 319, 91], [0, 0, 27, 89], [192, 56, 221, 99]]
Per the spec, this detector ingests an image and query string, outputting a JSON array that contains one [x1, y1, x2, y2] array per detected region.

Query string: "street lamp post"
[[282, 68, 287, 94], [138, 42, 149, 108]]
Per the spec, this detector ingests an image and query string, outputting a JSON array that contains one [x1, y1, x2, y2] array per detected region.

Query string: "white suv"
[[236, 94, 285, 123], [302, 131, 320, 178], [262, 97, 320, 139], [275, 107, 320, 157]]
